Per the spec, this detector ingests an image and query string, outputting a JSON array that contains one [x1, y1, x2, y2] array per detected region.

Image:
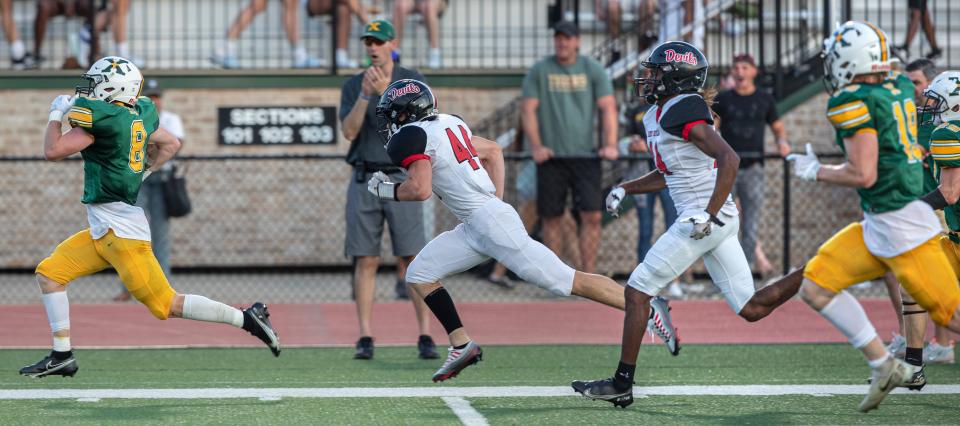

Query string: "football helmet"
[[375, 79, 438, 141], [821, 21, 893, 94], [635, 41, 708, 104], [75, 56, 143, 105], [921, 71, 960, 125]]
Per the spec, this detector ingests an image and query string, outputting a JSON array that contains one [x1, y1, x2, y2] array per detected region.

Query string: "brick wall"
[[0, 87, 861, 274]]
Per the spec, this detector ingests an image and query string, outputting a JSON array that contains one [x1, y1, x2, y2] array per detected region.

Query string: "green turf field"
[[1, 344, 958, 425]]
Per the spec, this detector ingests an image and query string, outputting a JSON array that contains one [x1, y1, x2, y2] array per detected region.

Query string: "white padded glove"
[[786, 143, 821, 181], [606, 186, 626, 217], [686, 212, 713, 240], [49, 95, 75, 123], [367, 171, 397, 201]]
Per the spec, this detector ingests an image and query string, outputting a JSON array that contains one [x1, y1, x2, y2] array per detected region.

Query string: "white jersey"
[[643, 93, 738, 220], [387, 114, 497, 221]]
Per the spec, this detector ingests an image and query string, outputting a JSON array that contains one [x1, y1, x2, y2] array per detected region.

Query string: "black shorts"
[[536, 158, 603, 217], [908, 0, 927, 10]]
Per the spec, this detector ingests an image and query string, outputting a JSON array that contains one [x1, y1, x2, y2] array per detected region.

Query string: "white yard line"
[[1, 385, 959, 400], [442, 397, 489, 426]]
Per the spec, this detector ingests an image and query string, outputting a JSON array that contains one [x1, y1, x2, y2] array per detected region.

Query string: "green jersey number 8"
[[128, 120, 147, 172]]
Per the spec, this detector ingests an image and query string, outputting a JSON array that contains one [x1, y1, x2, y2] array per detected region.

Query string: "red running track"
[[0, 299, 913, 349]]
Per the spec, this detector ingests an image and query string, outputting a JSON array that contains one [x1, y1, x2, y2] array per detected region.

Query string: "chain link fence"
[[0, 151, 898, 305]]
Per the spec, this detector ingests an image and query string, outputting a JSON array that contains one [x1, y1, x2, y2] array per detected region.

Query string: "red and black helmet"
[[375, 79, 438, 141], [635, 41, 709, 104]]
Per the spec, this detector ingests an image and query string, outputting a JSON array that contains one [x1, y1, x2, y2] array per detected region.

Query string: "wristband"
[[920, 188, 949, 210], [49, 110, 64, 123], [360, 94, 379, 102], [707, 211, 725, 227]]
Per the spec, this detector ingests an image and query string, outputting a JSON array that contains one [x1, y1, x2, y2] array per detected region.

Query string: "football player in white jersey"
[[572, 42, 803, 408], [366, 79, 679, 382]]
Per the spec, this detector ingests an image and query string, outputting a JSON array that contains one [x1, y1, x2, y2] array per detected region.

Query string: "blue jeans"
[[635, 189, 678, 264], [137, 175, 171, 277]]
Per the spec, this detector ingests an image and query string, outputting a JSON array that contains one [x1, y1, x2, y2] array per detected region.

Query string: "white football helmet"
[[75, 56, 143, 105], [821, 21, 893, 93], [921, 71, 960, 125]]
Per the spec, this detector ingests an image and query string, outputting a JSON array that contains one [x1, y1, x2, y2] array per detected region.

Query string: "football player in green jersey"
[[916, 70, 960, 363], [20, 57, 281, 379], [787, 21, 960, 412]]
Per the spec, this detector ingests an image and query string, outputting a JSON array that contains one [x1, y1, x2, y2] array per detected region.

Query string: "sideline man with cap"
[[338, 19, 438, 361]]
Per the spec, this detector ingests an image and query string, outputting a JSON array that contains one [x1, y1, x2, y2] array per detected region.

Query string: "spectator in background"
[[34, 0, 140, 68], [212, 0, 326, 69], [306, 0, 369, 68], [113, 79, 185, 302], [711, 53, 789, 277], [595, 0, 657, 64], [339, 19, 436, 361], [893, 0, 941, 60], [659, 0, 703, 48], [521, 20, 618, 274], [392, 0, 446, 68], [1, 0, 33, 68]]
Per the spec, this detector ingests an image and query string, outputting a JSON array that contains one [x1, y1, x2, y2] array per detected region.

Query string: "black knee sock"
[[423, 287, 464, 335], [613, 361, 635, 391], [905, 347, 924, 367]]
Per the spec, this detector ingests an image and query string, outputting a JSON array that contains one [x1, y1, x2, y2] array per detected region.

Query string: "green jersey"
[[826, 73, 924, 213], [928, 121, 960, 234], [67, 96, 159, 205], [918, 122, 938, 193]]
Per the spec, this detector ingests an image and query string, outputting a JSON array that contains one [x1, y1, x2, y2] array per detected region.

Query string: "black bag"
[[162, 163, 192, 218]]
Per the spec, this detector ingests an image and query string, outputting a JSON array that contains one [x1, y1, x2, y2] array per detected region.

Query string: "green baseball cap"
[[361, 19, 396, 41]]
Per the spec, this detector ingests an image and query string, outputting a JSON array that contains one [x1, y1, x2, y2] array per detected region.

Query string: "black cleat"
[[572, 378, 633, 408], [19, 352, 78, 378], [354, 336, 374, 360], [243, 302, 280, 357], [418, 335, 439, 359], [905, 365, 927, 391]]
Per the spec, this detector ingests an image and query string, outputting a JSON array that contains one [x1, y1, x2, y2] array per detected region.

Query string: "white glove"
[[367, 171, 397, 201], [49, 95, 75, 123], [786, 143, 821, 181], [606, 186, 626, 217], [685, 210, 725, 240]]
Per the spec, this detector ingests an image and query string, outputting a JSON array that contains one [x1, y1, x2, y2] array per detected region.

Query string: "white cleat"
[[886, 332, 906, 359], [860, 357, 911, 412], [924, 341, 955, 364]]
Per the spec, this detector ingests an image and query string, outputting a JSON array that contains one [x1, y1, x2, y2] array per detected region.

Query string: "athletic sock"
[[867, 352, 891, 369], [453, 342, 467, 350], [51, 350, 73, 360], [181, 295, 244, 328], [905, 347, 923, 367], [422, 287, 464, 334], [292, 43, 308, 63], [818, 290, 877, 349], [614, 361, 635, 391], [42, 292, 70, 351], [117, 41, 129, 58], [10, 40, 25, 60]]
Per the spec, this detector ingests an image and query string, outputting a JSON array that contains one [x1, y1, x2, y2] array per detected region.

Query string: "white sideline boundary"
[[2, 385, 960, 400], [442, 397, 489, 426]]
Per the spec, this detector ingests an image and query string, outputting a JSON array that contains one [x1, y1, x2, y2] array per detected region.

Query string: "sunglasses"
[[363, 38, 386, 47]]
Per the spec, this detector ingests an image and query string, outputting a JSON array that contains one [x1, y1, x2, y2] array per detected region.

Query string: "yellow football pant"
[[36, 229, 177, 320], [805, 223, 960, 327]]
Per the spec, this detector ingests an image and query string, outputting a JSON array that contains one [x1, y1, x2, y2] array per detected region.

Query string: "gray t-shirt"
[[340, 66, 425, 166], [522, 55, 613, 155]]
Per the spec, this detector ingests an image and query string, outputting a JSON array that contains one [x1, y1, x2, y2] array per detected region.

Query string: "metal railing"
[[0, 151, 879, 304]]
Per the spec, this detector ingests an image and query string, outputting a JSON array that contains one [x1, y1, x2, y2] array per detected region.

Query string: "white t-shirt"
[[862, 200, 941, 258]]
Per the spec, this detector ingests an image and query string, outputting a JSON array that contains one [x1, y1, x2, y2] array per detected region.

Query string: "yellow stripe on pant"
[[804, 223, 960, 326], [36, 229, 177, 320]]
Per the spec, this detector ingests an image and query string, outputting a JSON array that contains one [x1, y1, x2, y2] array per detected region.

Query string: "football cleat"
[[647, 296, 680, 356], [418, 335, 439, 359], [903, 364, 926, 391], [886, 332, 906, 358], [354, 336, 374, 360], [432, 341, 482, 382], [924, 341, 955, 364], [243, 302, 280, 357], [860, 357, 911, 412], [572, 378, 634, 408], [19, 352, 78, 378]]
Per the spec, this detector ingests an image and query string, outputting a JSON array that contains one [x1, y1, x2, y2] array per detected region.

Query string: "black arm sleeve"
[[386, 125, 429, 168], [660, 95, 714, 140]]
